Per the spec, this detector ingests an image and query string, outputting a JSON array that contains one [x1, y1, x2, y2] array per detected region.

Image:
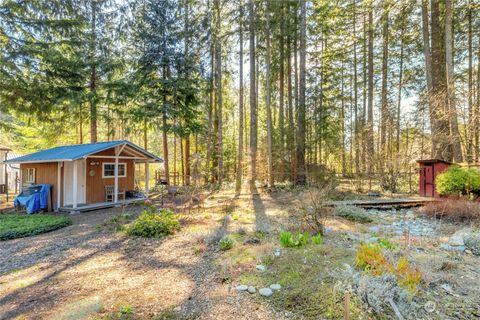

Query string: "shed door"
[[424, 165, 434, 197], [64, 160, 86, 205]]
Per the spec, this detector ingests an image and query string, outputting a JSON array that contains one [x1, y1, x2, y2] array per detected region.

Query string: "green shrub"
[[436, 166, 480, 196], [279, 231, 310, 248], [280, 231, 294, 247], [219, 235, 234, 251], [0, 214, 72, 241], [119, 305, 135, 315], [311, 234, 323, 245], [125, 208, 179, 238], [334, 205, 373, 223]]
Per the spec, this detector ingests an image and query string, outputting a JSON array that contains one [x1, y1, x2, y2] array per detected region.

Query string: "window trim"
[[25, 168, 36, 184], [102, 162, 127, 178]]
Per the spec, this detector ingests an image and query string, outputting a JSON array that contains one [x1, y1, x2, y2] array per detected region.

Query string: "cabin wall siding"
[[85, 158, 135, 204], [20, 163, 58, 209]]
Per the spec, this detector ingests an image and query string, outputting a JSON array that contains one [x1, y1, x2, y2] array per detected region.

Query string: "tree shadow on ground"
[[251, 188, 271, 233], [0, 199, 233, 319], [0, 235, 128, 319]]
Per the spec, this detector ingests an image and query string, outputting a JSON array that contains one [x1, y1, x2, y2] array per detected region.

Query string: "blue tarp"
[[14, 184, 51, 214]]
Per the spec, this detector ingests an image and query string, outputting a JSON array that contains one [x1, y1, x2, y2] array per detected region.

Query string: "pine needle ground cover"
[[0, 214, 72, 240]]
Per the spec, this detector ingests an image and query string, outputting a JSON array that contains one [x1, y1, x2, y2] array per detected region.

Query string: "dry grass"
[[419, 198, 480, 222]]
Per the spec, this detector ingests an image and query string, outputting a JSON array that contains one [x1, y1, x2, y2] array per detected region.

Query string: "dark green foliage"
[[334, 205, 373, 223], [125, 208, 180, 238], [0, 214, 72, 240], [436, 166, 480, 196]]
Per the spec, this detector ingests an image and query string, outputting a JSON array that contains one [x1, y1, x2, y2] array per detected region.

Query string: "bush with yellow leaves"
[[356, 243, 422, 293]]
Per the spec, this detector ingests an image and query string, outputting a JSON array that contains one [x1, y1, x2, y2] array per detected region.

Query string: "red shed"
[[417, 159, 452, 197]]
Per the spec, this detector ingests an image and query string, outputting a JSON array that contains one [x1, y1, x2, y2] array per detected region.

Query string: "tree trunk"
[[79, 104, 83, 144], [421, 0, 435, 159], [143, 117, 148, 150], [215, 0, 223, 184], [184, 0, 191, 185], [287, 33, 294, 181], [173, 129, 177, 185], [279, 4, 285, 177], [476, 41, 480, 161], [248, 0, 257, 192], [162, 83, 170, 185], [352, 0, 359, 173], [341, 58, 346, 175], [466, 0, 473, 162], [162, 112, 170, 185], [362, 9, 367, 173], [235, 0, 244, 194], [431, 0, 452, 161], [379, 1, 389, 172], [396, 23, 404, 153], [265, 0, 274, 187], [366, 4, 375, 175], [296, 0, 307, 185], [89, 0, 97, 143], [205, 0, 214, 183], [180, 134, 185, 185], [445, 0, 463, 163]]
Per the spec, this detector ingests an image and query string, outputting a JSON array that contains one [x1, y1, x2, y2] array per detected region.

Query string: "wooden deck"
[[329, 197, 439, 209], [60, 197, 146, 213]]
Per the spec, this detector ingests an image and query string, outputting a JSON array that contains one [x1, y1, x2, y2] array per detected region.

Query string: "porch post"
[[4, 151, 9, 202], [19, 168, 23, 193], [114, 156, 119, 203], [56, 162, 61, 211], [72, 160, 78, 209], [145, 160, 150, 198]]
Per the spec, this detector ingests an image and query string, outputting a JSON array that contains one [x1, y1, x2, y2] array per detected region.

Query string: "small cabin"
[[5, 140, 163, 212], [417, 159, 452, 198]]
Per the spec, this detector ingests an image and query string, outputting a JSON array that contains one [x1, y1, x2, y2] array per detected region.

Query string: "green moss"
[[236, 244, 366, 319], [225, 246, 256, 265], [0, 214, 72, 240]]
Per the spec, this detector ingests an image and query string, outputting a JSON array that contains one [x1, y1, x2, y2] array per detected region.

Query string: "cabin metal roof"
[[5, 140, 163, 164]]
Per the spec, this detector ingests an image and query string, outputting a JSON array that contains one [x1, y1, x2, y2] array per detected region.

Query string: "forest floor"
[[1, 187, 480, 319]]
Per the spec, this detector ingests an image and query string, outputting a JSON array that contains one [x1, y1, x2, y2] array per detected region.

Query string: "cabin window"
[[25, 168, 36, 184], [102, 163, 127, 178]]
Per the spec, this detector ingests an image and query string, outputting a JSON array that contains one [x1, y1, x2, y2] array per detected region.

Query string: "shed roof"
[[0, 145, 11, 151], [416, 159, 453, 165], [5, 140, 163, 164]]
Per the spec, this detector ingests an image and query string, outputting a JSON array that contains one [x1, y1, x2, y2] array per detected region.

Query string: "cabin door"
[[423, 165, 434, 197], [64, 160, 86, 205]]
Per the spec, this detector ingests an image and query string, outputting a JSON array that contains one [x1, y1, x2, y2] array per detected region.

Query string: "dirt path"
[[0, 192, 288, 320]]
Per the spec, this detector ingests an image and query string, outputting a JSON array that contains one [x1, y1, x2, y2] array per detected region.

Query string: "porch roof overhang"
[[4, 140, 163, 164]]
